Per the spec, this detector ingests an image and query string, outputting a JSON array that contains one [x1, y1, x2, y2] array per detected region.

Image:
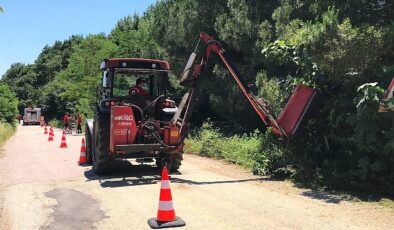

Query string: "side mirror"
[[102, 71, 108, 87], [100, 87, 111, 99]]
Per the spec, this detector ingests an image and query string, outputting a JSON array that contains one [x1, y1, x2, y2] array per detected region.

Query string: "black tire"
[[170, 152, 183, 171], [85, 123, 93, 164], [92, 112, 113, 174], [157, 152, 183, 172]]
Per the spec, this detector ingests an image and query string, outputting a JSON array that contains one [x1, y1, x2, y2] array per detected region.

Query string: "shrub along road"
[[0, 125, 393, 229]]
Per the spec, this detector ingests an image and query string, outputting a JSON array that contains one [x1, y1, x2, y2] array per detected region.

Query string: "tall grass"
[[0, 122, 16, 147], [184, 122, 291, 176]]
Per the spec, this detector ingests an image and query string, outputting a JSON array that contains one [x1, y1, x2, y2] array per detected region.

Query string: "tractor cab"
[[99, 58, 177, 122]]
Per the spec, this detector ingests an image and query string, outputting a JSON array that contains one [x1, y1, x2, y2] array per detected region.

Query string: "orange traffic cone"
[[48, 130, 54, 141], [148, 166, 185, 229], [59, 131, 68, 148], [78, 138, 87, 165], [44, 126, 48, 134], [50, 127, 55, 136]]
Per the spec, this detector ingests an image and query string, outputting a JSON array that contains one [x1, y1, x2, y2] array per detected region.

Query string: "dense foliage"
[[1, 0, 393, 194], [0, 83, 18, 146], [0, 84, 18, 123], [260, 6, 394, 194], [185, 122, 290, 177]]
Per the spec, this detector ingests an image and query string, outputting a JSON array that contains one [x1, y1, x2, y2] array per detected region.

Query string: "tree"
[[0, 84, 18, 123], [0, 63, 38, 112], [41, 34, 117, 119], [110, 15, 164, 58], [34, 35, 83, 86]]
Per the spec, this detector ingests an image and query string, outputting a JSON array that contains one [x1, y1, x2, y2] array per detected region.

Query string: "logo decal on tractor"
[[118, 122, 133, 126], [114, 114, 134, 121], [114, 129, 128, 135]]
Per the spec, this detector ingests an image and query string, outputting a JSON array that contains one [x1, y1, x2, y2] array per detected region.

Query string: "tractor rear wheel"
[[93, 112, 113, 174]]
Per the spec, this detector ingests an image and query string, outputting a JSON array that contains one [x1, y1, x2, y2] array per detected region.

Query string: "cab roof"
[[106, 58, 171, 72]]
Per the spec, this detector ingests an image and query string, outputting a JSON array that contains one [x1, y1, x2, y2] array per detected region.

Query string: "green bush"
[[48, 119, 63, 128], [185, 121, 290, 175], [185, 122, 260, 168], [252, 129, 293, 178], [0, 84, 18, 123]]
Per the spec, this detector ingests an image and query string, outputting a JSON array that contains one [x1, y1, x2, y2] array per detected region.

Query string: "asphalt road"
[[0, 125, 393, 230]]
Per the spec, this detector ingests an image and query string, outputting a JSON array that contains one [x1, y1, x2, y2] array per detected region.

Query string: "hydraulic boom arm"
[[171, 32, 286, 143]]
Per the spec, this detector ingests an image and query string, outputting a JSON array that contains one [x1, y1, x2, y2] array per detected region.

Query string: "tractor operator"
[[129, 78, 149, 96]]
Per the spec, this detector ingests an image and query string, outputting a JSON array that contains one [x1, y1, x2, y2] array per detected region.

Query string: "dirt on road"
[[0, 126, 393, 230]]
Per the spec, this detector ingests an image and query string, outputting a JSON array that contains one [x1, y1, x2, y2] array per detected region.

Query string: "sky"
[[0, 0, 157, 77]]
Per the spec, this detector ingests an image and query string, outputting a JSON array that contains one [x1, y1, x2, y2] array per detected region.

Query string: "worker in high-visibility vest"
[[63, 112, 70, 131]]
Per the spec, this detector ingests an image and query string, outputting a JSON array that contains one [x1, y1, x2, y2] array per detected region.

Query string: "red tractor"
[[85, 58, 183, 174], [86, 33, 319, 175]]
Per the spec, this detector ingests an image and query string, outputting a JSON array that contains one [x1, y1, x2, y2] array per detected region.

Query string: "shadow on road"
[[300, 188, 394, 205], [300, 190, 344, 204], [84, 160, 276, 188], [171, 177, 271, 186], [84, 160, 162, 188]]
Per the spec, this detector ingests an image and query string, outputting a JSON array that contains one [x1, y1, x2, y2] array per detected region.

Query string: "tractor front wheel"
[[92, 113, 113, 175], [157, 152, 183, 172]]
